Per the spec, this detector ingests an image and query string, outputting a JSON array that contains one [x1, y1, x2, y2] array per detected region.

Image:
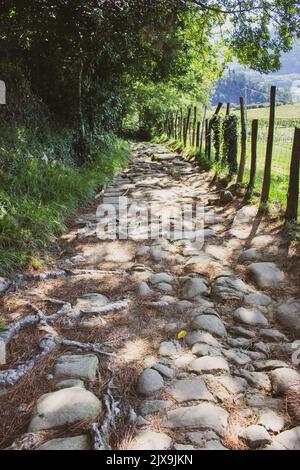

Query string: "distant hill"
[[215, 42, 300, 104], [212, 70, 292, 106]]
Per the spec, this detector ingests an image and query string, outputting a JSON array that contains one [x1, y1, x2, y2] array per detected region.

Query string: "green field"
[[234, 102, 300, 120]]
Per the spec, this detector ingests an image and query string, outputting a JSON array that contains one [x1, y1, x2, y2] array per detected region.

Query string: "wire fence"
[[165, 95, 300, 220]]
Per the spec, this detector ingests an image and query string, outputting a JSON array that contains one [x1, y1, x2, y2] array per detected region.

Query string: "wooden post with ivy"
[[246, 119, 258, 199], [260, 86, 276, 206], [222, 114, 238, 176], [210, 115, 222, 162], [237, 97, 247, 184], [285, 127, 300, 221]]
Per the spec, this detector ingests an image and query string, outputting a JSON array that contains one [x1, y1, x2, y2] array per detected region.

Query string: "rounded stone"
[[240, 425, 271, 449], [248, 262, 285, 289], [233, 307, 268, 327], [192, 314, 227, 338], [136, 369, 164, 396], [37, 435, 90, 450], [28, 387, 102, 431], [270, 368, 300, 396]]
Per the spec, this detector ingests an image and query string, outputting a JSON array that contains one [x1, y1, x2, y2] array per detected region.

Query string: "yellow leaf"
[[177, 330, 187, 340]]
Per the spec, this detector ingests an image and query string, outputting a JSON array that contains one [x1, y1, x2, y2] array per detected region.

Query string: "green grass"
[[242, 137, 296, 214], [233, 102, 300, 120], [0, 126, 130, 274]]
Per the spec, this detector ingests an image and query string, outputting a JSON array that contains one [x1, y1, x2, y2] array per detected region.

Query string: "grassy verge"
[[0, 127, 130, 275]]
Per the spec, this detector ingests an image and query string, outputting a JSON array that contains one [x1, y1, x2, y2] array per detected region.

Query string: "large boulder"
[[28, 387, 101, 431]]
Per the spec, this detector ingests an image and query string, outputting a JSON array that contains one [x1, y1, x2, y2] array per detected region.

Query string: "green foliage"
[[0, 126, 130, 274], [222, 115, 238, 176]]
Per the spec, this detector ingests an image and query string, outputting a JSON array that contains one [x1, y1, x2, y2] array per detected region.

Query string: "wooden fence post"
[[260, 86, 276, 205], [199, 105, 207, 157], [174, 110, 178, 140], [170, 113, 174, 139], [196, 121, 201, 148], [166, 112, 171, 139], [249, 119, 258, 188], [192, 106, 197, 147], [237, 96, 247, 184], [183, 117, 187, 145], [226, 103, 231, 116], [179, 107, 183, 141], [183, 107, 191, 147], [246, 119, 258, 199], [285, 127, 300, 221], [214, 102, 223, 115], [205, 118, 212, 160]]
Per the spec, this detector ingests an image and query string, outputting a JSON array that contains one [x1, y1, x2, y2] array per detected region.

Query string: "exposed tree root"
[[64, 299, 129, 324], [0, 334, 57, 388], [89, 364, 120, 450], [6, 432, 44, 450], [13, 268, 129, 284], [61, 339, 121, 359], [0, 298, 125, 391]]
